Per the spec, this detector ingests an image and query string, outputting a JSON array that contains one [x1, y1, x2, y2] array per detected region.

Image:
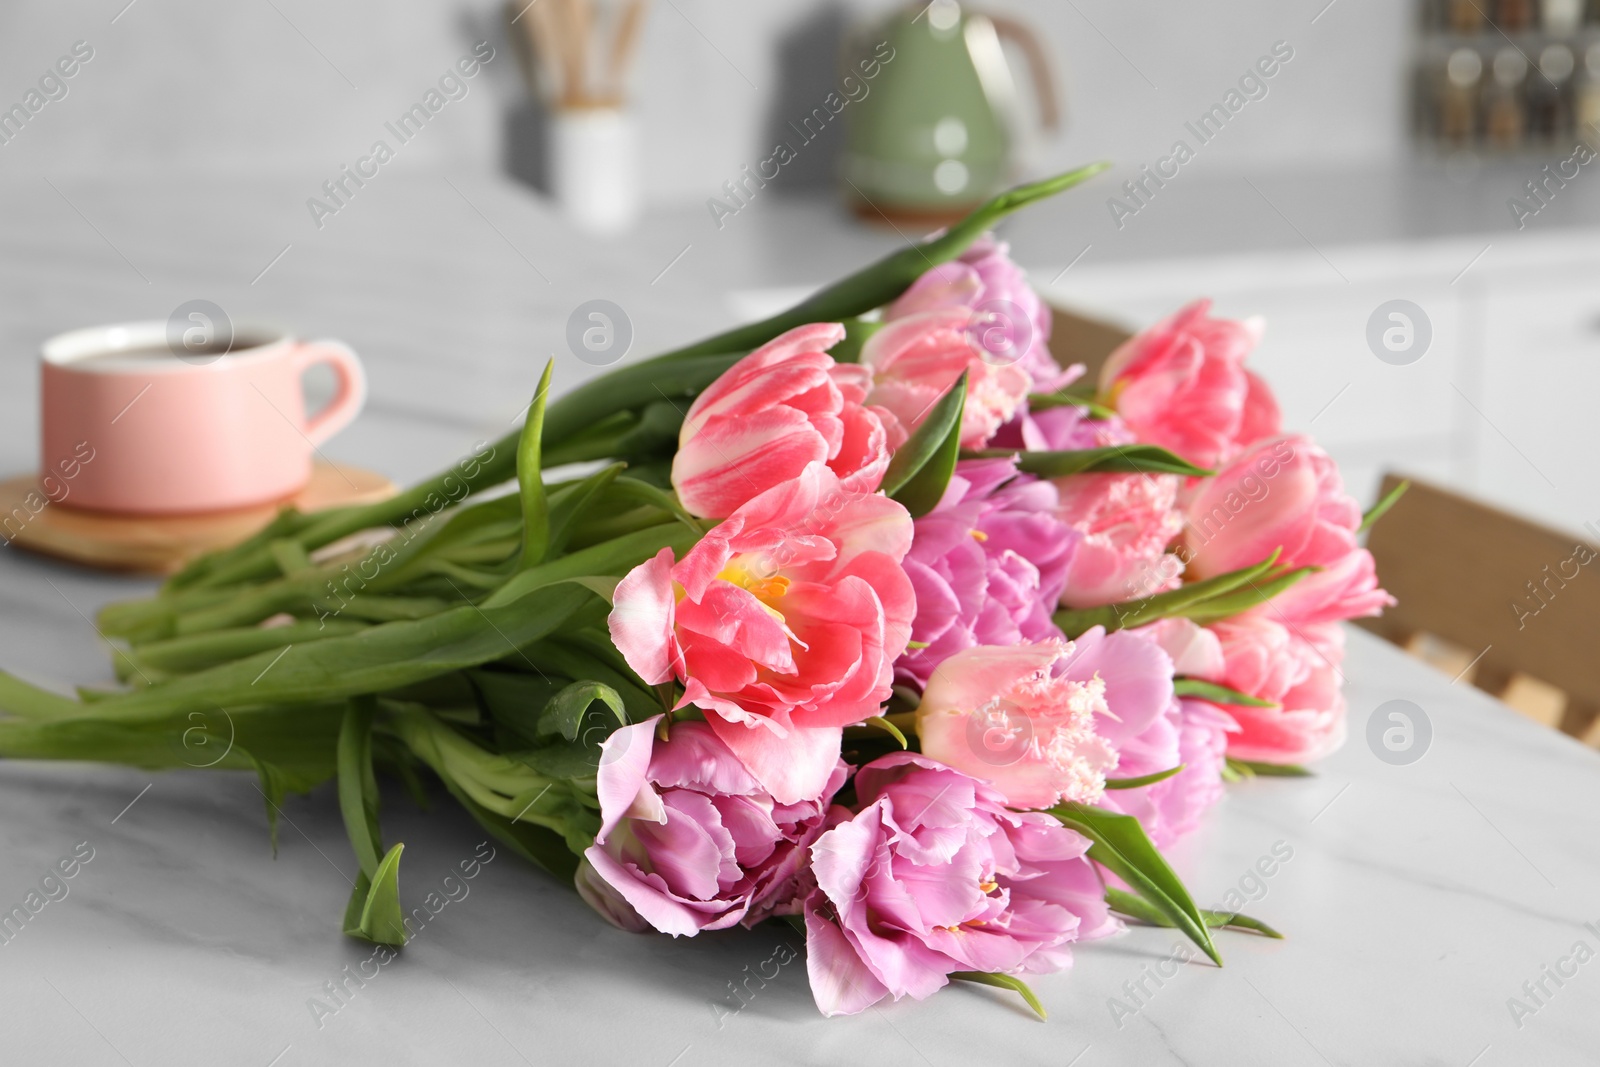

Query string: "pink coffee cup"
[[40, 321, 366, 515]]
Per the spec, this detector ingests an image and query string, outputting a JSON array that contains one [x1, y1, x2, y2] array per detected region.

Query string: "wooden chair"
[[1046, 302, 1131, 384], [1357, 475, 1600, 745]]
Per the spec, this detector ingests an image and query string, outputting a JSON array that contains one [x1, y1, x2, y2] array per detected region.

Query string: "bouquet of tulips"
[[0, 166, 1398, 1018]]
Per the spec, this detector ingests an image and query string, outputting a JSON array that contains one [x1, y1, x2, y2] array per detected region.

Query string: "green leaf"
[[882, 370, 967, 517], [469, 669, 563, 748], [1053, 550, 1284, 637], [517, 360, 555, 568], [341, 870, 370, 934], [1201, 909, 1285, 938], [337, 699, 408, 946], [653, 162, 1110, 361], [1104, 764, 1185, 790], [1359, 479, 1409, 535], [507, 636, 656, 721], [827, 318, 882, 364], [513, 741, 608, 779], [605, 477, 704, 536], [1178, 566, 1316, 624], [1105, 887, 1283, 939], [485, 525, 699, 611], [545, 462, 627, 558], [1049, 801, 1221, 966], [1225, 757, 1313, 778], [373, 732, 431, 811], [540, 353, 742, 457], [1027, 391, 1117, 419], [483, 678, 631, 780], [337, 697, 384, 878], [1172, 679, 1275, 708], [343, 842, 407, 946], [610, 401, 687, 461], [969, 445, 1211, 479], [949, 971, 1046, 1020], [537, 681, 626, 741], [864, 715, 908, 749], [251, 755, 296, 855], [539, 410, 637, 467]]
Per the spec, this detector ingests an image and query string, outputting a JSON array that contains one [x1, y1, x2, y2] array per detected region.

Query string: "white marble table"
[[3, 171, 1600, 1065], [2, 621, 1597, 1066]]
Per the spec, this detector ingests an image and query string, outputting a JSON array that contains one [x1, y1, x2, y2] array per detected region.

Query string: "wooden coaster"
[[0, 463, 396, 575]]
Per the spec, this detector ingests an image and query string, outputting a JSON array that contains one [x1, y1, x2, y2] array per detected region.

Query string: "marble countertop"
[[3, 166, 1600, 1065], [2, 621, 1597, 1066]]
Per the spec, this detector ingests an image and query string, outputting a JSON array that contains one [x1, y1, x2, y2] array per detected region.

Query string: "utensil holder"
[[550, 106, 640, 234]]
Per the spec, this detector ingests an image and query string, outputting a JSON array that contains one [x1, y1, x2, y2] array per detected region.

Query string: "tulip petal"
[[594, 718, 663, 843], [705, 715, 843, 805], [608, 550, 680, 686], [804, 892, 890, 1016]]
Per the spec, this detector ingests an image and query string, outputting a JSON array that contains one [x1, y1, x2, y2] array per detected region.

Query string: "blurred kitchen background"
[[1, 0, 1596, 544]]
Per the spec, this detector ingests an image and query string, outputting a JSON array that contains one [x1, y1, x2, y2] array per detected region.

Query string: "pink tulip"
[[578, 717, 846, 936], [861, 308, 1032, 450], [1137, 616, 1227, 681], [915, 641, 1113, 810], [995, 402, 1187, 612], [802, 753, 1116, 1016], [1054, 472, 1186, 610], [1210, 616, 1347, 764], [671, 322, 893, 519], [915, 628, 1175, 810], [886, 234, 1075, 392], [1184, 435, 1394, 624], [1098, 299, 1280, 469], [895, 457, 1079, 689], [609, 462, 915, 804]]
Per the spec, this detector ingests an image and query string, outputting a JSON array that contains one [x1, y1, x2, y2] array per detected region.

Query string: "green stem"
[[53, 583, 601, 725], [388, 708, 569, 832], [0, 674, 91, 720], [122, 619, 368, 675]]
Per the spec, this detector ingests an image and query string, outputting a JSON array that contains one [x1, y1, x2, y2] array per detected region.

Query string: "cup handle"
[[293, 340, 367, 446]]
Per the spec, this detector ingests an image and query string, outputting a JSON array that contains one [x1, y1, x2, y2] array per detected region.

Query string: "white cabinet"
[[1042, 232, 1600, 540], [1477, 266, 1600, 536]]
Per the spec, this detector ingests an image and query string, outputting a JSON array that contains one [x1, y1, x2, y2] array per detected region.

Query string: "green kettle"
[[842, 0, 1060, 224]]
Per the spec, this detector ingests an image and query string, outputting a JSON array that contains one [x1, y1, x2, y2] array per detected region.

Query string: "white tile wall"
[[0, 0, 1413, 200]]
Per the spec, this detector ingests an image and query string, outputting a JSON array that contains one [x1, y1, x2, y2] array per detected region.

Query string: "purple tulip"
[[578, 717, 845, 936], [887, 234, 1073, 393], [1096, 619, 1238, 847], [895, 457, 1080, 690], [801, 753, 1116, 1016]]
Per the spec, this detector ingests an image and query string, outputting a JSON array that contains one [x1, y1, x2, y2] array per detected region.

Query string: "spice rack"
[[1412, 0, 1600, 150]]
